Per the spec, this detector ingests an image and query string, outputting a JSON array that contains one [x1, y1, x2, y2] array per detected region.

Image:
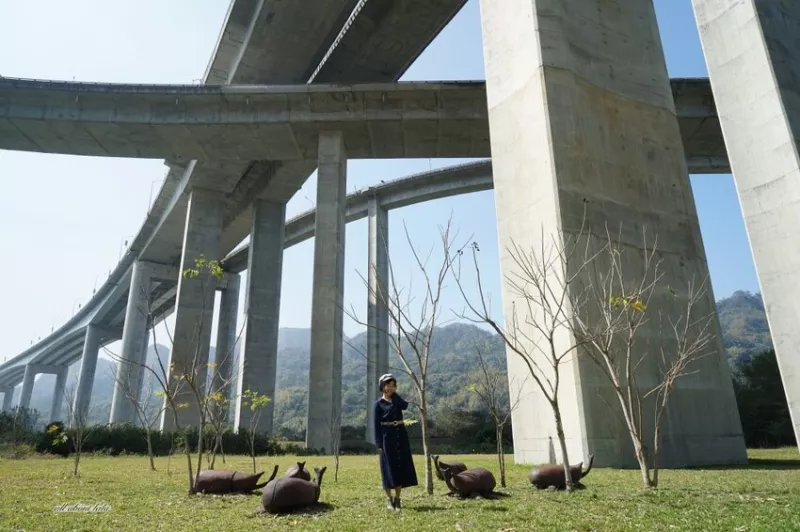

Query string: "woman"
[[373, 373, 418, 510]]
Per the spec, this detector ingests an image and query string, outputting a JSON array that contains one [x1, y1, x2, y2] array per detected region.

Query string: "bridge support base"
[[478, 0, 747, 467], [307, 131, 347, 452]]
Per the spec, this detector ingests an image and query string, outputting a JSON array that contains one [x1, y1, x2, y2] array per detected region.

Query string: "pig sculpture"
[[283, 461, 311, 481], [529, 454, 594, 491], [440, 466, 498, 499], [261, 466, 327, 514], [195, 465, 278, 495]]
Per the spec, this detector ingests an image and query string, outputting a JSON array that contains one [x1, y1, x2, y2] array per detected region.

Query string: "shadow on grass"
[[690, 458, 800, 471], [410, 505, 449, 512], [258, 502, 335, 516]]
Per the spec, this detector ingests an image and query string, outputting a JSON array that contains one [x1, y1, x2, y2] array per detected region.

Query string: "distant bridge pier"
[[213, 272, 240, 423], [161, 187, 225, 432], [110, 260, 155, 425], [235, 200, 285, 435], [691, 0, 800, 451], [49, 366, 68, 422], [18, 363, 68, 421], [307, 131, 347, 452], [1, 388, 14, 412], [73, 325, 104, 425], [365, 195, 389, 445], [477, 0, 747, 467]]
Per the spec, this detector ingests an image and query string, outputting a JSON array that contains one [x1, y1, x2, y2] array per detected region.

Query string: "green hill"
[[25, 291, 775, 437]]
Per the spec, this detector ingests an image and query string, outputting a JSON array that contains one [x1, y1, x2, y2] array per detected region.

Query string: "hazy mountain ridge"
[[26, 291, 773, 432]]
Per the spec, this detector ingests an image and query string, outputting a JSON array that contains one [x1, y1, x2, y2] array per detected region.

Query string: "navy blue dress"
[[373, 394, 418, 489]]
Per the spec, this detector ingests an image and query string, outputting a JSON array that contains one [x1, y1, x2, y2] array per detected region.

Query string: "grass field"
[[1, 448, 798, 532]]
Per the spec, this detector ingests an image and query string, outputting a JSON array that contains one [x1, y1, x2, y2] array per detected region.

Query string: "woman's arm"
[[393, 394, 409, 410]]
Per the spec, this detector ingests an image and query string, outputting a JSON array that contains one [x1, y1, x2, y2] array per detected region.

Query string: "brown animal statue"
[[195, 465, 278, 495], [261, 466, 327, 514], [283, 461, 311, 481], [440, 466, 498, 499], [529, 454, 594, 490], [431, 454, 467, 481]]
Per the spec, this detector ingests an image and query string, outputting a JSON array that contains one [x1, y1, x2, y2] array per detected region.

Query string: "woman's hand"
[[377, 447, 383, 454]]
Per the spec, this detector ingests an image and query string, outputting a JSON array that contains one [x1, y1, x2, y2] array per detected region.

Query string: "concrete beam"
[[691, 0, 800, 448], [109, 260, 154, 424], [478, 0, 746, 467], [72, 325, 104, 426], [50, 367, 68, 422], [235, 200, 285, 435], [213, 272, 240, 423], [1, 388, 13, 412], [307, 131, 347, 452], [366, 196, 389, 445], [161, 187, 224, 432]]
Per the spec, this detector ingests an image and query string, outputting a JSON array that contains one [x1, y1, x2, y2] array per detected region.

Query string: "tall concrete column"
[[366, 196, 389, 445], [19, 364, 36, 410], [50, 367, 68, 422], [73, 325, 103, 426], [110, 260, 153, 424], [235, 200, 285, 435], [691, 0, 800, 452], [2, 388, 14, 412], [478, 0, 746, 467], [307, 131, 347, 452], [161, 186, 224, 432], [214, 273, 240, 420]]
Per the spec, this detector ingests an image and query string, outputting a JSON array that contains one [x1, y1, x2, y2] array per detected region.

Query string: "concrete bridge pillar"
[[50, 366, 68, 422], [307, 131, 347, 452], [1, 388, 14, 412], [213, 273, 240, 423], [477, 0, 746, 467], [691, 0, 800, 451], [235, 200, 285, 435], [110, 260, 154, 424], [19, 364, 37, 410], [161, 186, 224, 432], [73, 325, 103, 426], [366, 196, 389, 445]]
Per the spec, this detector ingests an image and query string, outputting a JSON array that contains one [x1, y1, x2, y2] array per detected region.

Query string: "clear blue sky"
[[0, 0, 760, 362]]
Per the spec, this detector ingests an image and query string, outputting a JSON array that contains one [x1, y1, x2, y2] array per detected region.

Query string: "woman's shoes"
[[385, 496, 402, 511], [386, 497, 395, 510]]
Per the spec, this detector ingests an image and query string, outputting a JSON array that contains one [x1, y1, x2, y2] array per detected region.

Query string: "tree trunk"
[[146, 429, 156, 471], [419, 394, 433, 495], [552, 402, 574, 492], [194, 423, 205, 492], [73, 446, 81, 477], [496, 425, 506, 487], [633, 439, 654, 489]]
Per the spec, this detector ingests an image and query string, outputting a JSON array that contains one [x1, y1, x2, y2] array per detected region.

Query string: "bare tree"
[[107, 358, 166, 471], [345, 216, 469, 495], [61, 382, 95, 476], [572, 226, 716, 489], [106, 256, 243, 494], [240, 389, 271, 474], [328, 402, 342, 483], [468, 347, 525, 488], [452, 225, 601, 492]]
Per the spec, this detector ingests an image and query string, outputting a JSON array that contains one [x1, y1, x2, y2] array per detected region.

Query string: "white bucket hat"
[[378, 373, 396, 391]]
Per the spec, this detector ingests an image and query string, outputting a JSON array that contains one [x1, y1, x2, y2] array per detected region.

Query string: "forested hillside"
[[24, 291, 790, 446]]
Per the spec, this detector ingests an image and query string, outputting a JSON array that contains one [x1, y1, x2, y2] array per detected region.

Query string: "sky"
[[0, 0, 761, 365]]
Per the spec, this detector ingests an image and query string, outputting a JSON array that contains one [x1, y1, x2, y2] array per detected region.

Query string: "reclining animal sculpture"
[[283, 461, 311, 481], [529, 454, 594, 490], [431, 455, 467, 481], [440, 466, 497, 499], [195, 465, 278, 495], [261, 466, 327, 514]]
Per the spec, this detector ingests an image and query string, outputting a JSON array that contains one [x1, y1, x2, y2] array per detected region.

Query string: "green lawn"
[[1, 449, 798, 532]]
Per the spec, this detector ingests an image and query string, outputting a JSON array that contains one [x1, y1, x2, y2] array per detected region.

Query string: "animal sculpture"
[[283, 461, 311, 481], [431, 454, 468, 481], [440, 466, 498, 499], [529, 454, 594, 490], [195, 465, 278, 495], [261, 466, 327, 514]]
